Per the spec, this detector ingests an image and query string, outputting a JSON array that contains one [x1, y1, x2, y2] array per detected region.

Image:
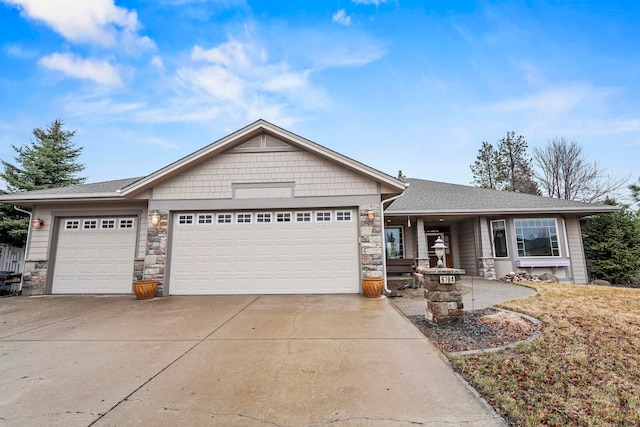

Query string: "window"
[[256, 212, 272, 223], [385, 227, 404, 259], [490, 220, 508, 258], [119, 219, 134, 229], [83, 220, 97, 230], [514, 219, 560, 257], [296, 212, 311, 222], [198, 214, 213, 224], [276, 212, 291, 223], [237, 213, 252, 223], [336, 211, 352, 222], [101, 219, 116, 229], [178, 214, 193, 225], [217, 213, 232, 224], [316, 211, 331, 222], [65, 220, 80, 230]]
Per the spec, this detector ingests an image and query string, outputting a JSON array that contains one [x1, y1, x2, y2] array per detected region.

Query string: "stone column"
[[359, 204, 383, 278], [144, 210, 168, 295], [416, 266, 466, 323]]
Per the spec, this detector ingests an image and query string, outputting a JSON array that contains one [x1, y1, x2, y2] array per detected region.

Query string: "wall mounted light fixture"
[[151, 212, 160, 226], [366, 209, 375, 220], [32, 217, 43, 229]]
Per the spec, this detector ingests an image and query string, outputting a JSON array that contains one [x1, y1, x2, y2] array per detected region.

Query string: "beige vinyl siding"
[[564, 215, 588, 284], [152, 150, 378, 200], [457, 218, 477, 275], [28, 202, 147, 260]]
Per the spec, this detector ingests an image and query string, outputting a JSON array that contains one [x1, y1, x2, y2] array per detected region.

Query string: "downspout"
[[13, 206, 32, 293], [380, 183, 410, 293]]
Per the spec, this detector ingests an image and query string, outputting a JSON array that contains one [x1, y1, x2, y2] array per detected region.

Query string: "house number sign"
[[439, 275, 456, 284]]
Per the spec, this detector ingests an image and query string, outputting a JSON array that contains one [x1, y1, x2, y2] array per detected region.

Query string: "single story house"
[[0, 120, 616, 296]]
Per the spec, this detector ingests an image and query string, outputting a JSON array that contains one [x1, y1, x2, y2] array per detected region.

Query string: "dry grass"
[[451, 283, 640, 426]]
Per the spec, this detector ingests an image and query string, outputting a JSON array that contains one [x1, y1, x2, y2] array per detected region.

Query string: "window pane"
[[385, 227, 404, 259], [514, 219, 559, 257], [490, 220, 508, 258]]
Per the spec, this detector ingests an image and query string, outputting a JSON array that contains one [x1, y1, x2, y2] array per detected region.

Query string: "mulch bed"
[[408, 308, 544, 353]]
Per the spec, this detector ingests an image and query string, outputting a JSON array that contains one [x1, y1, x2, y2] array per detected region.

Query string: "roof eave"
[[0, 193, 126, 205], [384, 206, 621, 216]]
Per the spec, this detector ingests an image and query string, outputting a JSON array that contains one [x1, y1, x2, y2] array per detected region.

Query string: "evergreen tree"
[[497, 131, 538, 194], [582, 208, 640, 284], [0, 119, 85, 247], [470, 141, 505, 189]]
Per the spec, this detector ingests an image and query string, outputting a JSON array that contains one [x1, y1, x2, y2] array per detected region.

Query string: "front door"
[[426, 233, 452, 268]]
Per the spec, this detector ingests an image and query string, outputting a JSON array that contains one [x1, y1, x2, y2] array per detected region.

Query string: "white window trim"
[[256, 212, 272, 223], [275, 212, 292, 223], [177, 214, 194, 225], [490, 219, 509, 258], [296, 211, 312, 223], [236, 213, 253, 224], [65, 220, 80, 230], [316, 211, 332, 222], [101, 219, 116, 230], [83, 219, 98, 230], [119, 218, 135, 229], [216, 213, 233, 224], [197, 213, 214, 224], [336, 210, 353, 222]]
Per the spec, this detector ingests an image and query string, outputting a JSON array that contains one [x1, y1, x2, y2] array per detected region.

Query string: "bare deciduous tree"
[[533, 137, 627, 203]]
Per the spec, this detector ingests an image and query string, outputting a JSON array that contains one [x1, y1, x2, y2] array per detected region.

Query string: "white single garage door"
[[52, 217, 137, 294], [169, 210, 359, 294]]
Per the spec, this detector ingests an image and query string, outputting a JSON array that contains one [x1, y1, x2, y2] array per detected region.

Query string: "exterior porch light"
[[32, 217, 43, 229], [366, 209, 375, 220], [150, 212, 160, 226], [431, 236, 447, 268]]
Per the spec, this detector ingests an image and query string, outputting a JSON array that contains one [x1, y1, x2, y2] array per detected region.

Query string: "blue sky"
[[1, 0, 638, 194]]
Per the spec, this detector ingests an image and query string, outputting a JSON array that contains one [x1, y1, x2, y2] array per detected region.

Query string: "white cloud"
[[2, 0, 155, 51], [150, 56, 164, 70], [39, 52, 122, 86], [332, 9, 351, 26], [4, 43, 38, 59]]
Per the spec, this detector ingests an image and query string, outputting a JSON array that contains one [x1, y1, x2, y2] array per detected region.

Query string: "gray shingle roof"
[[385, 178, 617, 215], [0, 177, 143, 202]]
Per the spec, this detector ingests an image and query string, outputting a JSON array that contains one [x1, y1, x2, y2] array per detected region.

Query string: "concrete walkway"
[[0, 294, 506, 426], [392, 277, 536, 317]]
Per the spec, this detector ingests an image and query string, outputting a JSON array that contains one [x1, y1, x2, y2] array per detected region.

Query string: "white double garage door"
[[52, 209, 360, 295]]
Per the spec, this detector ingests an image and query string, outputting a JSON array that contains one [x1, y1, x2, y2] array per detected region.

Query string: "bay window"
[[514, 219, 560, 257]]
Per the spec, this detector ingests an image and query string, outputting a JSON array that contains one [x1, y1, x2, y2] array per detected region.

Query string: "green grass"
[[450, 283, 640, 426]]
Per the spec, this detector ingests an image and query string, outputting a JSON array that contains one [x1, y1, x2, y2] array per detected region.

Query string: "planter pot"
[[362, 277, 384, 298], [133, 280, 158, 300]]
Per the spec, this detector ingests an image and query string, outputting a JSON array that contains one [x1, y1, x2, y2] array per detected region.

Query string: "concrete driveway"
[[0, 294, 505, 426]]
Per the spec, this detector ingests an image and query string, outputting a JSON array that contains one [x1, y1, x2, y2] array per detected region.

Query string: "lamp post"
[[431, 236, 447, 268]]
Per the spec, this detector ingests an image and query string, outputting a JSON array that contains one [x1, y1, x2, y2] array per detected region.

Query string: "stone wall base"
[[478, 257, 496, 280], [21, 260, 48, 296]]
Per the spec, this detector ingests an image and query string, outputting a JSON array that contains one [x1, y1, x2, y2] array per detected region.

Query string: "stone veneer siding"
[[21, 260, 48, 296], [143, 210, 168, 295], [478, 257, 496, 280], [359, 204, 383, 278]]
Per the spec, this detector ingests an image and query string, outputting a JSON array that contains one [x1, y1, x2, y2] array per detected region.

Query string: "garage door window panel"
[[101, 219, 116, 229], [198, 214, 213, 224], [217, 213, 232, 224], [257, 212, 272, 223], [237, 213, 252, 223], [296, 212, 311, 222], [65, 220, 80, 230], [336, 211, 352, 222], [316, 211, 331, 222], [276, 212, 292, 223], [119, 219, 135, 229]]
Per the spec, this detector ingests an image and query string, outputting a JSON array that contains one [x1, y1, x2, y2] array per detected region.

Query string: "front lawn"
[[451, 283, 640, 426]]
